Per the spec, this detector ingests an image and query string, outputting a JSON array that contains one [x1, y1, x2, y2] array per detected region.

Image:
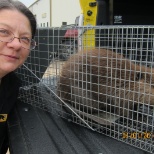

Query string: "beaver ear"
[[136, 72, 143, 80]]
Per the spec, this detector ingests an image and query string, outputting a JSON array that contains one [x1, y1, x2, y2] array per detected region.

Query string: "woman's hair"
[[0, 0, 37, 39]]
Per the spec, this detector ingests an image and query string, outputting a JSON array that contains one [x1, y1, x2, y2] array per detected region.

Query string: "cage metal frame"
[[17, 25, 154, 153]]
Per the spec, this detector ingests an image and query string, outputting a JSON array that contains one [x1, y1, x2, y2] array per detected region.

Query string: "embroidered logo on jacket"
[[0, 114, 7, 122]]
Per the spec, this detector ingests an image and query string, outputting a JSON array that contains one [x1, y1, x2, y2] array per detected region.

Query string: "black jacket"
[[0, 72, 21, 154]]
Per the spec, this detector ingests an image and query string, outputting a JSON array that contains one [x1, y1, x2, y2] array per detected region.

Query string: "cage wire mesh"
[[16, 25, 154, 153]]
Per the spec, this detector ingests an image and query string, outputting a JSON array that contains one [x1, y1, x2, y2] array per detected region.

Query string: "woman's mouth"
[[6, 55, 19, 59], [3, 54, 19, 61]]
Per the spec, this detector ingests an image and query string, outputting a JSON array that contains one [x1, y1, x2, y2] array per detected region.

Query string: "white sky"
[[18, 0, 35, 7]]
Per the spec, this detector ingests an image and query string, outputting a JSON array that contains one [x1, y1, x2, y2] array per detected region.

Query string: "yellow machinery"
[[79, 0, 97, 26], [79, 0, 97, 48], [79, 0, 109, 48]]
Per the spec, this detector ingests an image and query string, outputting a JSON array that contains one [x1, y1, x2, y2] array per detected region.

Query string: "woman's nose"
[[7, 37, 22, 49]]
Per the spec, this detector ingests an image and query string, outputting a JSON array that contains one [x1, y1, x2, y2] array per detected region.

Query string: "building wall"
[[51, 0, 80, 27], [29, 0, 81, 27], [29, 0, 51, 27]]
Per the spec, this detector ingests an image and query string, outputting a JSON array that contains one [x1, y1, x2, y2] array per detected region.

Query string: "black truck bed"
[[7, 100, 150, 154]]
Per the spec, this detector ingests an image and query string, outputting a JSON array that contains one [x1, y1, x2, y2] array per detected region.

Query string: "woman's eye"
[[0, 29, 10, 36], [21, 37, 30, 44]]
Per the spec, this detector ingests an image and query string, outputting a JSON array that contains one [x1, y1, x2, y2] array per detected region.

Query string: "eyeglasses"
[[0, 28, 36, 50]]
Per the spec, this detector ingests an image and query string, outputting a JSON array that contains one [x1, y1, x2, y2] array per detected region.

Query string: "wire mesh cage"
[[17, 26, 154, 153]]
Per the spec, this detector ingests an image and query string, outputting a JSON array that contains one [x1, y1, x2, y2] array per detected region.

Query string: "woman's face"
[[0, 9, 32, 78]]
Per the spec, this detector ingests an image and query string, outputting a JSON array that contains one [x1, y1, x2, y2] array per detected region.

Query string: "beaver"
[[57, 48, 154, 117]]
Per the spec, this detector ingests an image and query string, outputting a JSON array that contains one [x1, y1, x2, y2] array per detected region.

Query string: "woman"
[[0, 0, 37, 153]]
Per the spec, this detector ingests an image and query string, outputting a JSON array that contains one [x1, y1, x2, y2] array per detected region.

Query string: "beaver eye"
[[136, 72, 143, 80]]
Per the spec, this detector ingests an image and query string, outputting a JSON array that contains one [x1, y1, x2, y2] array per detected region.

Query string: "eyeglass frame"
[[0, 28, 36, 50]]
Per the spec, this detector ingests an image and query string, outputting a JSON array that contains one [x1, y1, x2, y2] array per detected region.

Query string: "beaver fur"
[[57, 49, 154, 116]]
